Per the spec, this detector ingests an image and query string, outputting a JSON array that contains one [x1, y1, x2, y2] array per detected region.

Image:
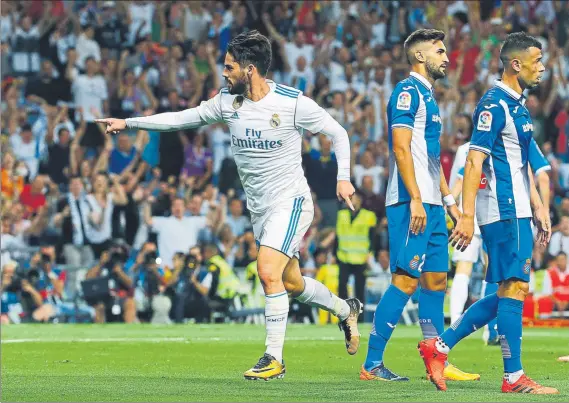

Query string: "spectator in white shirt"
[[10, 124, 45, 179], [352, 150, 385, 195], [284, 31, 314, 69], [549, 216, 569, 257], [72, 57, 108, 148], [143, 197, 213, 269], [182, 2, 212, 43], [11, 15, 41, 76], [128, 1, 156, 45], [262, 14, 314, 72], [76, 25, 101, 71], [289, 56, 315, 96], [225, 198, 251, 238], [328, 47, 351, 92]]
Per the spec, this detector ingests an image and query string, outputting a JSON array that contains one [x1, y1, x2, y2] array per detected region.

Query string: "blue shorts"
[[479, 218, 533, 284], [387, 202, 449, 278]]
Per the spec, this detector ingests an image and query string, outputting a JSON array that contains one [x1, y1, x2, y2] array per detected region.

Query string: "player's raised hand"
[[409, 198, 427, 235], [533, 206, 551, 246], [95, 118, 127, 134], [449, 214, 474, 252], [337, 180, 355, 211]]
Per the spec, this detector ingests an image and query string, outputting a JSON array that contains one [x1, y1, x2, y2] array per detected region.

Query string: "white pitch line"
[[1, 330, 566, 344], [0, 336, 340, 344]]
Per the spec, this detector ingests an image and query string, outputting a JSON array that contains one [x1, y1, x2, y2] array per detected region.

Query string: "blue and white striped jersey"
[[469, 80, 537, 225], [385, 72, 443, 206]]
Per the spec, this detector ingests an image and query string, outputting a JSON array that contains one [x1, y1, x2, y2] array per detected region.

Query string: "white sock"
[[264, 291, 289, 363], [295, 276, 351, 321], [450, 273, 470, 323], [504, 370, 524, 384], [435, 337, 450, 354]]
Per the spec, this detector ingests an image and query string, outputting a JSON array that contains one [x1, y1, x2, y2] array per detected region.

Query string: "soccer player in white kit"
[[97, 31, 362, 381]]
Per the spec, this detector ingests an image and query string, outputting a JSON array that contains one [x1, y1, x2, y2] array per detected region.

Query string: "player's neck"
[[245, 79, 271, 102], [410, 66, 434, 86], [500, 73, 524, 97]]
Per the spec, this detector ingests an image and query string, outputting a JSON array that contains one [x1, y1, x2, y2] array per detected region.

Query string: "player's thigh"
[[423, 205, 449, 274], [387, 202, 430, 279], [254, 195, 313, 259], [480, 218, 532, 284], [257, 246, 290, 284]]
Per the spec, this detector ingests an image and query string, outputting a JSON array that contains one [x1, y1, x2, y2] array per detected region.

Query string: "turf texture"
[[2, 324, 567, 402]]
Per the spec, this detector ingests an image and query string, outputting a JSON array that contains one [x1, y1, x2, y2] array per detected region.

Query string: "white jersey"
[[126, 80, 350, 216], [197, 81, 349, 215]]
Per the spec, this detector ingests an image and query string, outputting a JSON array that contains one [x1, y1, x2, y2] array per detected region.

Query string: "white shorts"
[[251, 194, 314, 258], [452, 234, 482, 263]]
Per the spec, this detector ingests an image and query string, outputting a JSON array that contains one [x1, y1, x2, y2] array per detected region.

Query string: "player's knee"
[[392, 273, 419, 295], [257, 266, 283, 289], [421, 273, 447, 291], [455, 261, 473, 276], [500, 279, 530, 299], [283, 277, 303, 296]]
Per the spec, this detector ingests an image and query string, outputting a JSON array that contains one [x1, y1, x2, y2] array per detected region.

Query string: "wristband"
[[443, 194, 456, 207]]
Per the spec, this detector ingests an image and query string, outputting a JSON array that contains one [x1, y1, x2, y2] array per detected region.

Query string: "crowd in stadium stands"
[[1, 0, 569, 324]]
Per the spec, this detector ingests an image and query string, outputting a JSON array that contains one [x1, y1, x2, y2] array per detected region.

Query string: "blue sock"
[[418, 288, 445, 339], [441, 293, 499, 349], [364, 285, 410, 370], [484, 282, 499, 340], [497, 298, 524, 373]]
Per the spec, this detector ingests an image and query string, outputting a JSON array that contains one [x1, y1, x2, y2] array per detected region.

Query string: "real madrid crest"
[[232, 96, 243, 110], [270, 113, 281, 128]]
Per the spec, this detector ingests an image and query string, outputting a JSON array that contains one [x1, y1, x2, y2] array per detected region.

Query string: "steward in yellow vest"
[[335, 192, 377, 305]]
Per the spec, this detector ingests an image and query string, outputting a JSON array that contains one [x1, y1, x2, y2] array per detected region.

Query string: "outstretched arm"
[[294, 95, 355, 209], [96, 93, 224, 134]]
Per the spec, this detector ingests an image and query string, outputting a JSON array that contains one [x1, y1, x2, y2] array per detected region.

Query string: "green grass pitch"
[[2, 324, 567, 402]]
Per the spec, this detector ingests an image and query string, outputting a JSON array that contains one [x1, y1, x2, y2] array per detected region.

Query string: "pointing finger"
[[344, 195, 355, 211]]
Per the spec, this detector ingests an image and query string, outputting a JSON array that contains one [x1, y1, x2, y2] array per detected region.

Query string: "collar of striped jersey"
[[409, 72, 433, 92], [494, 80, 526, 105]]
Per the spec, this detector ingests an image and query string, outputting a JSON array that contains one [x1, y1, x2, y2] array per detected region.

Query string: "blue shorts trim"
[[387, 202, 449, 278], [480, 218, 532, 283]]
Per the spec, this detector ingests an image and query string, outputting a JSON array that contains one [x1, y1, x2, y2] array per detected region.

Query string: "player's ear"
[[247, 64, 253, 76], [511, 58, 521, 73], [415, 50, 425, 63]]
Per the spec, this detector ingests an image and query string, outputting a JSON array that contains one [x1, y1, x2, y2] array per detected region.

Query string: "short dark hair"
[[403, 29, 446, 64], [227, 30, 272, 76], [499, 32, 542, 66]]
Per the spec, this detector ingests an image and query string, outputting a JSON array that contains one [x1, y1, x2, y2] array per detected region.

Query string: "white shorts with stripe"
[[251, 194, 314, 258]]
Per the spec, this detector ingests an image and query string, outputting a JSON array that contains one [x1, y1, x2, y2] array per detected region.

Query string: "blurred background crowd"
[[2, 0, 569, 325]]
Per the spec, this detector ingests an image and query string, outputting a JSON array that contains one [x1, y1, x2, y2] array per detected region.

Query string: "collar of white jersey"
[[494, 80, 526, 105], [409, 72, 433, 91]]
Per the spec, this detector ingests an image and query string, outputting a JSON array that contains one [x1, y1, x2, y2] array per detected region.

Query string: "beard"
[[518, 75, 540, 90], [426, 60, 446, 81], [228, 74, 248, 95]]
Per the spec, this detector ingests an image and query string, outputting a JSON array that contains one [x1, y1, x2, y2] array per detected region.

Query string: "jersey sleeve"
[[126, 93, 223, 131], [469, 102, 507, 155], [295, 95, 351, 181], [389, 84, 420, 130], [528, 138, 551, 175], [196, 92, 223, 125], [294, 94, 330, 134]]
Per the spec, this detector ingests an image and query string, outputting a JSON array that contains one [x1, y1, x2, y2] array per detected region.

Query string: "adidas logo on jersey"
[[230, 112, 239, 119], [432, 115, 442, 123]]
